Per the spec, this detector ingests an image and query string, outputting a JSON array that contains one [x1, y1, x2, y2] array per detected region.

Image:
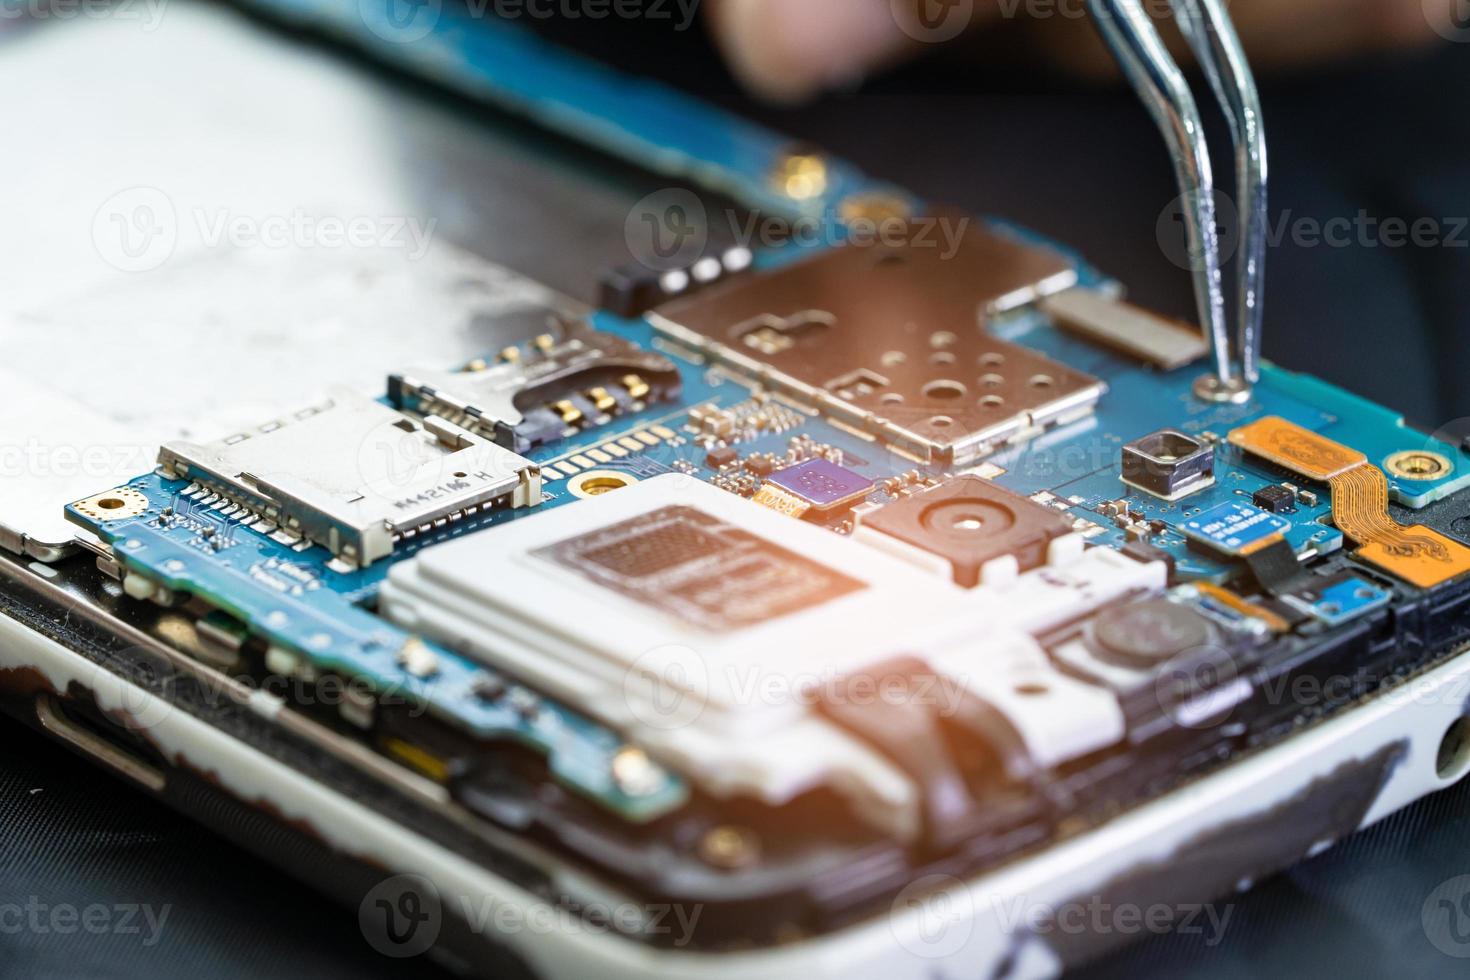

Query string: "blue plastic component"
[[1305, 575, 1393, 628], [1301, 576, 1394, 627], [1181, 501, 1293, 557]]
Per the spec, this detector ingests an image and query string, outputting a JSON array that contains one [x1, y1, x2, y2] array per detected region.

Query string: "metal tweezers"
[[1088, 0, 1267, 402]]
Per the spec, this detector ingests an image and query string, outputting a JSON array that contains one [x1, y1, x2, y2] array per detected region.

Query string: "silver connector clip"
[[1088, 0, 1268, 404]]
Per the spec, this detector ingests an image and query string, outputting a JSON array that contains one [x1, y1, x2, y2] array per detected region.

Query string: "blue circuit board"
[[72, 305, 1470, 745], [73, 477, 689, 822], [63, 5, 1470, 820]]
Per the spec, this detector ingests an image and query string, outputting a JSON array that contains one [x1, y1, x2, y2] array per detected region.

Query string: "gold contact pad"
[[1333, 466, 1470, 588], [1229, 416, 1470, 589], [751, 485, 811, 519], [1227, 416, 1367, 480]]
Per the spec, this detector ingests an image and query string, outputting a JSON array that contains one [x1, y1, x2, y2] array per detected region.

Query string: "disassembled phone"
[[6, 3, 1470, 978]]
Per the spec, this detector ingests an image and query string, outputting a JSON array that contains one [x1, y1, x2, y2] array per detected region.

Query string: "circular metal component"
[[1092, 598, 1215, 669], [920, 497, 1017, 540], [698, 825, 761, 871], [71, 486, 150, 522], [1193, 374, 1253, 404], [772, 151, 829, 202], [568, 470, 638, 499], [837, 190, 914, 226], [610, 746, 667, 798], [1386, 450, 1454, 482]]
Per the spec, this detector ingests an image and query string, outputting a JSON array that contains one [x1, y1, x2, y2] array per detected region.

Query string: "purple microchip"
[[766, 458, 874, 512]]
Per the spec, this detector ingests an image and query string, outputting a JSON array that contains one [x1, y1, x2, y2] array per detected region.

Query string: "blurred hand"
[[707, 0, 1461, 101]]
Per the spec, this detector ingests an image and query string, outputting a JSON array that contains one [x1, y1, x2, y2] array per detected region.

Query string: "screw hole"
[[923, 380, 967, 401], [1437, 717, 1470, 781]]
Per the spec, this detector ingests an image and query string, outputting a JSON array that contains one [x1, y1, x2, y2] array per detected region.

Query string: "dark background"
[[5, 4, 1470, 977]]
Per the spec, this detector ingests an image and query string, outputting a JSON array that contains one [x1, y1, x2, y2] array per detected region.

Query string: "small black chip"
[[863, 476, 1074, 587], [1091, 598, 1215, 669], [1252, 484, 1297, 513]]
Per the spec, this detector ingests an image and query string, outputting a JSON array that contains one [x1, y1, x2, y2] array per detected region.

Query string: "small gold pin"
[[623, 374, 650, 400], [588, 387, 617, 413]]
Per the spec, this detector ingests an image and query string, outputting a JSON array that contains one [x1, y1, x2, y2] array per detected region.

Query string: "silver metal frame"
[[1089, 0, 1269, 401]]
